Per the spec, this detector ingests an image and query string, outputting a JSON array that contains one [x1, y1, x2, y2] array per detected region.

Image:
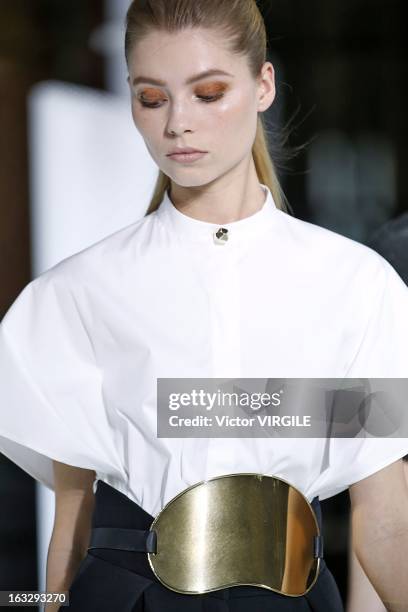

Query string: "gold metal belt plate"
[[147, 473, 321, 596]]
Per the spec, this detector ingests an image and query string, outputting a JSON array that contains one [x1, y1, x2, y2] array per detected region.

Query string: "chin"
[[163, 168, 218, 188]]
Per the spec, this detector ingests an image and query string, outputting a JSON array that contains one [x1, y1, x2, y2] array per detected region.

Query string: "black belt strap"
[[314, 534, 324, 559], [88, 527, 324, 559], [88, 527, 157, 554]]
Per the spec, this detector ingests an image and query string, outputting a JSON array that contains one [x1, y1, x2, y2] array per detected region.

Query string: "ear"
[[257, 62, 276, 113]]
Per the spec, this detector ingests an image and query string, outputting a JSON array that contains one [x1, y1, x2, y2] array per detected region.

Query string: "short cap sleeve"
[[317, 255, 408, 500], [345, 255, 408, 377], [0, 270, 124, 491]]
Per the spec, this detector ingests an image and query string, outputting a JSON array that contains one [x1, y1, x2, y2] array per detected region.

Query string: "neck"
[[168, 155, 266, 226]]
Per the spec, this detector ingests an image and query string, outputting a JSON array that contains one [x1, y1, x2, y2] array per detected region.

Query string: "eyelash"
[[138, 93, 225, 109]]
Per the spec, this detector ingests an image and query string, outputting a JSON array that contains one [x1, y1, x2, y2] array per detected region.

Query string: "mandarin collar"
[[156, 184, 278, 247]]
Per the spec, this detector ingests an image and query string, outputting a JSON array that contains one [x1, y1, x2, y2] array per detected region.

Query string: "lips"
[[167, 149, 208, 164], [167, 147, 206, 156]]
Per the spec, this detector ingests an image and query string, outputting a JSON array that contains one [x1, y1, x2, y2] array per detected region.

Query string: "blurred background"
[[0, 0, 407, 610]]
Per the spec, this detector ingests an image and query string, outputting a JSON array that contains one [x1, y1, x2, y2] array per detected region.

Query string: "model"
[[0, 1, 407, 611]]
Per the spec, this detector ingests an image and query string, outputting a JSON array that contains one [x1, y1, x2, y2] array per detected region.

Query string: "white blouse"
[[0, 184, 407, 517]]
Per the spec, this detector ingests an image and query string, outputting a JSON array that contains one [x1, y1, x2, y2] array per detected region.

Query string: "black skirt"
[[61, 480, 344, 611]]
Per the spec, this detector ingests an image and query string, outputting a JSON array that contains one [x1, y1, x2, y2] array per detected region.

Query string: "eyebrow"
[[132, 69, 234, 87]]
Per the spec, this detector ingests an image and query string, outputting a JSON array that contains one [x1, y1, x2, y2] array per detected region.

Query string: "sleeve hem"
[[346, 444, 408, 489]]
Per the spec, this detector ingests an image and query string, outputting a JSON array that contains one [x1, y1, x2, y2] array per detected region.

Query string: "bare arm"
[[349, 457, 408, 612], [346, 546, 386, 612], [45, 461, 96, 612], [347, 460, 408, 612]]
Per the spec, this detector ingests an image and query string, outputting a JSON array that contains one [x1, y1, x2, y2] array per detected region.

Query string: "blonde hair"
[[125, 0, 289, 214]]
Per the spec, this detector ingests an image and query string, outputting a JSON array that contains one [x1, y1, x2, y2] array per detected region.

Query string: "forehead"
[[128, 27, 246, 82]]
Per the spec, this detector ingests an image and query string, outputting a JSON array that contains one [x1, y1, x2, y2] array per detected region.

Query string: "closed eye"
[[196, 93, 225, 103], [137, 91, 225, 109]]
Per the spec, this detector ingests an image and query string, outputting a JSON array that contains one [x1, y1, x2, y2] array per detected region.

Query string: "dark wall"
[[261, 0, 407, 225]]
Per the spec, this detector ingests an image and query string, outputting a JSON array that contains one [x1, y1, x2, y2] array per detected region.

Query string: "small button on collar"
[[213, 227, 229, 245]]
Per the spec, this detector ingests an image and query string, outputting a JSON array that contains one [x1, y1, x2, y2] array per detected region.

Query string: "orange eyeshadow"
[[194, 82, 228, 96], [140, 88, 165, 100]]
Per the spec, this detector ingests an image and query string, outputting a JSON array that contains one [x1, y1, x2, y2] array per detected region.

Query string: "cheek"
[[206, 91, 258, 143], [131, 103, 163, 145]]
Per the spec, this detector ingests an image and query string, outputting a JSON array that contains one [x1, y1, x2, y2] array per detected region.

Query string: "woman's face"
[[127, 27, 275, 188]]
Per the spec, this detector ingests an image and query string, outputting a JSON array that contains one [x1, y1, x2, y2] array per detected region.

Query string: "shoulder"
[[274, 210, 395, 290], [29, 210, 161, 292], [275, 209, 378, 261], [2, 209, 163, 326]]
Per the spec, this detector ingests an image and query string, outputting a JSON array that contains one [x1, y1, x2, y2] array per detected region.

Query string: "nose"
[[165, 101, 194, 137]]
